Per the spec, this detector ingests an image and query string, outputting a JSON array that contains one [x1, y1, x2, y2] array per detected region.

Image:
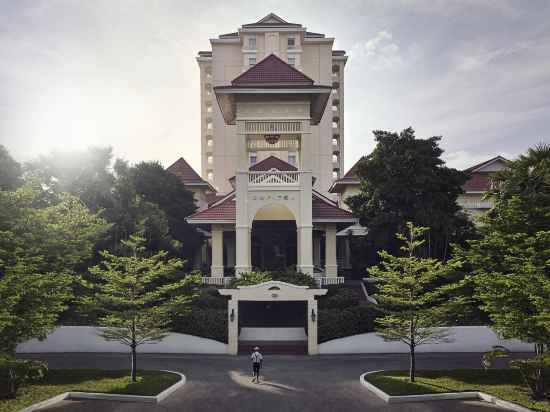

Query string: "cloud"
[[350, 30, 403, 70]]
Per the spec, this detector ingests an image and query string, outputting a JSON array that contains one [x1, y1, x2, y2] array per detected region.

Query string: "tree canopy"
[[347, 127, 475, 260], [459, 144, 550, 350], [0, 184, 109, 354], [0, 145, 22, 191]]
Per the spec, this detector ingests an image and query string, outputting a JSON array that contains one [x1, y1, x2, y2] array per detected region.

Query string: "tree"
[[369, 222, 462, 382], [459, 144, 550, 397], [88, 235, 200, 381], [0, 184, 109, 354], [347, 127, 475, 261], [0, 145, 22, 190]]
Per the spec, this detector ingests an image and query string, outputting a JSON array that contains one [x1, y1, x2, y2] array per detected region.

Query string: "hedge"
[[318, 305, 381, 343]]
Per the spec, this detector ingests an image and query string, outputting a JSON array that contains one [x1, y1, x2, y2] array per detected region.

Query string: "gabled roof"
[[462, 155, 509, 192], [167, 157, 215, 191], [250, 155, 297, 172], [464, 155, 509, 173], [328, 158, 362, 193], [232, 54, 314, 86], [186, 189, 355, 224], [243, 13, 301, 28]]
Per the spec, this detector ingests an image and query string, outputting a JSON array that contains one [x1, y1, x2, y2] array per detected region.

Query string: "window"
[[249, 152, 258, 165], [332, 138, 338, 146], [249, 57, 256, 67], [332, 121, 338, 128], [287, 36, 295, 49], [332, 105, 338, 111], [207, 171, 214, 181], [248, 36, 256, 49], [332, 171, 338, 180], [332, 154, 338, 163], [288, 57, 296, 67], [207, 121, 213, 130], [207, 155, 213, 164], [206, 105, 212, 113], [207, 138, 213, 147], [288, 152, 297, 166]]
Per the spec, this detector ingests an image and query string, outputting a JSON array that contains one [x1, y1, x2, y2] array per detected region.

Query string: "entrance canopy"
[[219, 281, 327, 355]]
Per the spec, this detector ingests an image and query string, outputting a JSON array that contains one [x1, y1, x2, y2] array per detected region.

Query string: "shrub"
[[230, 272, 272, 287], [0, 357, 47, 399], [510, 356, 550, 400], [229, 269, 317, 288], [171, 308, 228, 343], [318, 305, 381, 343], [319, 286, 361, 310]]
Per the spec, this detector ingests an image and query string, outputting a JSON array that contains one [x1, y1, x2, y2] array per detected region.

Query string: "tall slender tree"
[[88, 235, 200, 381], [369, 223, 462, 381]]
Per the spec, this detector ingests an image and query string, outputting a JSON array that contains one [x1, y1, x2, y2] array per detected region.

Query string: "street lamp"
[[230, 308, 235, 322], [311, 308, 316, 322]]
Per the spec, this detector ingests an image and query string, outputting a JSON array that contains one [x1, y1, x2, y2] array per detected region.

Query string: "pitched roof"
[[166, 157, 214, 190], [462, 156, 509, 192], [250, 155, 297, 172], [243, 13, 301, 27], [328, 158, 362, 193], [464, 155, 509, 173], [231, 54, 314, 86], [187, 190, 355, 223]]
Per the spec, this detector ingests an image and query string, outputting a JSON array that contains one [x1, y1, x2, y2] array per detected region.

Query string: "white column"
[[227, 299, 239, 355], [235, 226, 251, 277], [307, 298, 319, 355], [325, 223, 337, 277], [299, 226, 313, 275], [211, 225, 224, 277]]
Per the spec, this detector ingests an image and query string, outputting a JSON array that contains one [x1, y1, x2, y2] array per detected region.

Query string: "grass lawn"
[[365, 369, 550, 412], [0, 369, 181, 412]]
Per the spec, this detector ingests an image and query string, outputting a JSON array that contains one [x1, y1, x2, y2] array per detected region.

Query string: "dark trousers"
[[252, 362, 261, 378]]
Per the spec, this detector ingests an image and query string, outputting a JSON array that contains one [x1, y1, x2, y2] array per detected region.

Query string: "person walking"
[[251, 346, 263, 383]]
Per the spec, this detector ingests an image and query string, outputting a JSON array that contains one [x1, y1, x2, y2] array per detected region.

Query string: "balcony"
[[248, 170, 301, 187]]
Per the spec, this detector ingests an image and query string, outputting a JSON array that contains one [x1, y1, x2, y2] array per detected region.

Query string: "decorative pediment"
[[218, 280, 327, 301]]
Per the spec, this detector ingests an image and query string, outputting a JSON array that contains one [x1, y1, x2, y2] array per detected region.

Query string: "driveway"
[[20, 353, 511, 412]]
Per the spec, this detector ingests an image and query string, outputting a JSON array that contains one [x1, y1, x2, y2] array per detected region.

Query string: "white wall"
[[319, 326, 534, 354], [16, 326, 227, 354]]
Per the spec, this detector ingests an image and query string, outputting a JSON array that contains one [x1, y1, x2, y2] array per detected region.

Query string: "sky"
[[1, 0, 549, 173]]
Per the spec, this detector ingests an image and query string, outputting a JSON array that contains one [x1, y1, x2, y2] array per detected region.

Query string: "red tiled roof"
[[187, 193, 236, 222], [463, 173, 492, 192], [232, 54, 314, 86], [250, 155, 297, 172], [167, 157, 213, 189], [312, 193, 354, 220], [328, 159, 362, 193], [187, 190, 354, 223]]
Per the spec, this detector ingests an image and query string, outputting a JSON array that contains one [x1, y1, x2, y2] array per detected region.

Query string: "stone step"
[[238, 341, 307, 355], [239, 327, 307, 341]]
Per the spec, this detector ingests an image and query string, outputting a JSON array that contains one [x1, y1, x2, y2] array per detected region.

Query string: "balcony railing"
[[245, 121, 302, 134], [202, 277, 233, 287], [248, 169, 301, 186], [459, 201, 493, 210]]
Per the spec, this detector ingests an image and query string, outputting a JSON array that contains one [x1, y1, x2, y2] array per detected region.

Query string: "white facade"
[[197, 14, 347, 194]]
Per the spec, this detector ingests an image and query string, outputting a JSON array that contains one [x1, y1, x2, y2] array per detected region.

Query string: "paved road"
[[20, 353, 512, 412]]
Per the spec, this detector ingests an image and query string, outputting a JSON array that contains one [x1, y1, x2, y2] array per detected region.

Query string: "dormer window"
[[288, 56, 296, 67], [248, 36, 256, 49], [248, 57, 256, 67], [287, 36, 296, 49]]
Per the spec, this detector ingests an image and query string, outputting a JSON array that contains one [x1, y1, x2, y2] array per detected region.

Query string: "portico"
[[219, 281, 327, 355]]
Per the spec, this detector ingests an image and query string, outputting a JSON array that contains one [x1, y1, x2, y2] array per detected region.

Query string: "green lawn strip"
[[0, 369, 180, 412], [365, 369, 550, 412]]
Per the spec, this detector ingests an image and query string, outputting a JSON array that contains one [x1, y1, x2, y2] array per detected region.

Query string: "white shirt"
[[251, 351, 263, 363]]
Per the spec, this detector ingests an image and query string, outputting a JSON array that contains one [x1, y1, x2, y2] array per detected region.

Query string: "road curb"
[[17, 370, 186, 412], [360, 371, 534, 412]]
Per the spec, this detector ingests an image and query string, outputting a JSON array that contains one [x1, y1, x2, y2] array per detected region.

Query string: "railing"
[[459, 201, 493, 209], [245, 121, 302, 134], [202, 277, 233, 287], [248, 170, 301, 186], [314, 276, 345, 287]]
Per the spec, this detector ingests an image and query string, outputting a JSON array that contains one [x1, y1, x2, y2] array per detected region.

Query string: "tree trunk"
[[409, 345, 416, 382], [131, 342, 137, 382]]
